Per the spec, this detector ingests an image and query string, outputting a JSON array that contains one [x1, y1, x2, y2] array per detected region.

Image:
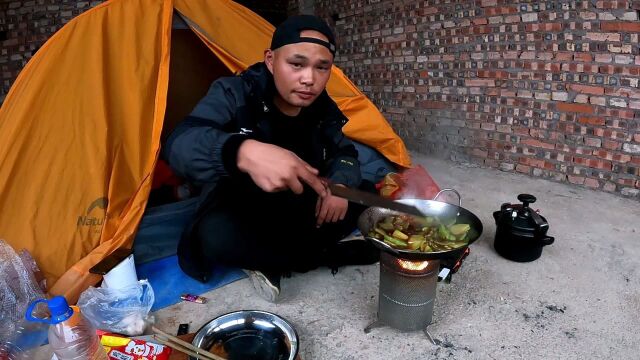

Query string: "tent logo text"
[[77, 197, 108, 230]]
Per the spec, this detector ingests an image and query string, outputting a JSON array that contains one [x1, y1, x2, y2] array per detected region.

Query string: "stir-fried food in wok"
[[367, 215, 471, 252]]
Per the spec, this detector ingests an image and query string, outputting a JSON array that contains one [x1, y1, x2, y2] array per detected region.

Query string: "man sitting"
[[163, 15, 379, 302]]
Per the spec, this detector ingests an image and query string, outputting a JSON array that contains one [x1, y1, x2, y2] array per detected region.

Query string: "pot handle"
[[540, 236, 554, 246], [433, 188, 462, 208]]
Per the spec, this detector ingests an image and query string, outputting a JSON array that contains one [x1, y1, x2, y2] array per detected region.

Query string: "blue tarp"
[[136, 255, 245, 311]]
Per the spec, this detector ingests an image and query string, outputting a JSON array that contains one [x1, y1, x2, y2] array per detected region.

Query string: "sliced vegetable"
[[408, 235, 425, 250], [374, 227, 387, 237], [383, 234, 408, 247], [373, 215, 471, 254], [449, 224, 471, 236], [392, 229, 409, 240], [379, 221, 394, 231], [438, 225, 451, 239]]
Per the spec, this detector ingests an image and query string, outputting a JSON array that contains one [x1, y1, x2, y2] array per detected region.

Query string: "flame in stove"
[[396, 259, 430, 271]]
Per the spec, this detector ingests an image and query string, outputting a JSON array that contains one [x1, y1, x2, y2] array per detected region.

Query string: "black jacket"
[[163, 62, 361, 205]]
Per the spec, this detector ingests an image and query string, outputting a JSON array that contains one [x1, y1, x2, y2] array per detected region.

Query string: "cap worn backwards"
[[270, 15, 336, 56]]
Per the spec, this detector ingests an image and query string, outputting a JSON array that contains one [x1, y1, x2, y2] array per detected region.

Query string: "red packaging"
[[99, 333, 171, 360], [376, 165, 441, 200]]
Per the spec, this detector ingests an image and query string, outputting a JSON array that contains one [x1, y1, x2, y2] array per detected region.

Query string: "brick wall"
[[311, 0, 640, 198], [0, 0, 103, 104], [0, 0, 287, 104]]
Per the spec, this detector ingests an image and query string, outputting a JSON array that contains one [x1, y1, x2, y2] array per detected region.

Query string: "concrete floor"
[[149, 155, 639, 359]]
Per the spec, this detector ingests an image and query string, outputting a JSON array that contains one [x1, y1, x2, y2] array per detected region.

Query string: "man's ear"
[[264, 49, 274, 74]]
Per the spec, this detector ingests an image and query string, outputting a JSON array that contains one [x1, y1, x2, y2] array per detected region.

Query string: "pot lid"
[[496, 194, 549, 234]]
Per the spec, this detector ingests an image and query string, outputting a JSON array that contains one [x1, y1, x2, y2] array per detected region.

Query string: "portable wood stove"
[[364, 249, 470, 343], [356, 192, 482, 343]]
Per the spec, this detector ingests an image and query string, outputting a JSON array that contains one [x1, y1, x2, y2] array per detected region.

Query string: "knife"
[[328, 184, 426, 217]]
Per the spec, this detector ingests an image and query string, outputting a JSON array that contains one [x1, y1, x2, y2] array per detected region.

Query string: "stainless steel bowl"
[[190, 310, 299, 360]]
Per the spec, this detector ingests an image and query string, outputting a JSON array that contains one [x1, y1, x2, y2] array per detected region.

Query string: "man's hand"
[[315, 184, 348, 227], [237, 139, 328, 197]]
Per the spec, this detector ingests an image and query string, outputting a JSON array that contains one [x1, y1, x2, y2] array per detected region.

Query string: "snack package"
[[99, 333, 171, 360], [376, 165, 440, 200]]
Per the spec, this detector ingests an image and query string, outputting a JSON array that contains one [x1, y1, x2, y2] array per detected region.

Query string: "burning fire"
[[395, 259, 431, 271]]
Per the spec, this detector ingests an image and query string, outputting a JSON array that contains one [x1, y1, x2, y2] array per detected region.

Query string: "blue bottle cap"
[[47, 296, 74, 324]]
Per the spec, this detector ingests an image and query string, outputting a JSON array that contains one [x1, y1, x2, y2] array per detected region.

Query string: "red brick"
[[585, 64, 600, 73], [606, 87, 640, 98], [574, 53, 592, 62], [555, 52, 573, 61], [513, 127, 530, 136], [584, 178, 600, 188], [577, 116, 606, 126], [567, 175, 585, 185], [593, 149, 613, 160], [519, 157, 545, 168], [420, 101, 448, 109], [465, 79, 496, 87], [595, 54, 613, 63], [618, 178, 636, 186], [515, 164, 531, 173], [584, 32, 621, 42], [480, 0, 498, 7], [423, 7, 438, 15], [601, 21, 640, 32], [584, 137, 602, 147], [521, 138, 555, 149], [557, 103, 595, 114], [589, 159, 613, 170], [599, 65, 615, 74], [568, 84, 605, 95], [617, 110, 635, 119], [472, 18, 488, 25], [614, 154, 632, 163], [573, 156, 589, 166]]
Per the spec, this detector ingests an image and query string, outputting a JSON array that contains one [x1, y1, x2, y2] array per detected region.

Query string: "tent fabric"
[[0, 0, 410, 303]]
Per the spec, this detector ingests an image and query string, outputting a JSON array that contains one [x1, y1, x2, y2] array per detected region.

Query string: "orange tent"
[[0, 0, 410, 302]]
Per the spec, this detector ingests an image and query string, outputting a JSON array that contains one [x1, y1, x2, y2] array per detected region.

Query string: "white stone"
[[623, 143, 640, 154]]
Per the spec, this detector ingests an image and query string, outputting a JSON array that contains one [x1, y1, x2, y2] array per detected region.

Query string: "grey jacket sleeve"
[[162, 79, 247, 185]]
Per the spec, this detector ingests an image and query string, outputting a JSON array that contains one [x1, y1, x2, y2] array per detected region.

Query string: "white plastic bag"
[[77, 280, 155, 336]]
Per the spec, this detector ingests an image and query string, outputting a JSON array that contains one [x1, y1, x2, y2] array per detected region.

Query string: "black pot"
[[493, 194, 554, 262]]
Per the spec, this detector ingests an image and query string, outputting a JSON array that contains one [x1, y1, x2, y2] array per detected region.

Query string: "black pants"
[[178, 176, 376, 282]]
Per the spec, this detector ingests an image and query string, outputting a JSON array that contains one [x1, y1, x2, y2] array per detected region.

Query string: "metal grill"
[[376, 252, 439, 332]]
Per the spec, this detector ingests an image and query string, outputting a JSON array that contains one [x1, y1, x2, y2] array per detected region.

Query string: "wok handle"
[[433, 188, 462, 208]]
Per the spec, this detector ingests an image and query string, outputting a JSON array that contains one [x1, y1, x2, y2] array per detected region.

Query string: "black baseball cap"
[[270, 15, 336, 56]]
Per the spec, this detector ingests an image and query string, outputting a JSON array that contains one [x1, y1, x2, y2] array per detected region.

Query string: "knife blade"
[[328, 184, 426, 217]]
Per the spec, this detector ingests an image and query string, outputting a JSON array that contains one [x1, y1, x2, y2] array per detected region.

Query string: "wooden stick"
[[153, 335, 218, 360], [151, 326, 226, 360]]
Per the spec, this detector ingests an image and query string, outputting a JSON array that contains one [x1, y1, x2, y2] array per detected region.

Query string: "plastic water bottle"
[[25, 296, 108, 360], [0, 317, 49, 360]]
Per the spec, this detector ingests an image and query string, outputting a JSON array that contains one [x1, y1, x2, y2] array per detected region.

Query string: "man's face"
[[265, 30, 334, 115]]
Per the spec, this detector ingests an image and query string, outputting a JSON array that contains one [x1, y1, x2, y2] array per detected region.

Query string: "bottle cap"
[[47, 296, 74, 324]]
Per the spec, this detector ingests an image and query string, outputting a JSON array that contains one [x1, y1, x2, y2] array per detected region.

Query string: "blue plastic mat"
[[136, 255, 246, 311]]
